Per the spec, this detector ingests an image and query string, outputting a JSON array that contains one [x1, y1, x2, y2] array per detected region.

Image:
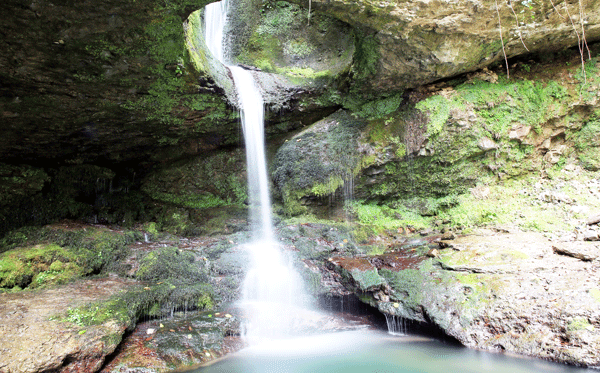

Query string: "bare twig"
[[563, 1, 586, 83], [496, 0, 509, 78], [579, 0, 591, 59], [507, 0, 529, 51], [549, 0, 566, 20]]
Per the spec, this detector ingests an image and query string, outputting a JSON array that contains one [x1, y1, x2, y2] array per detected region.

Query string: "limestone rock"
[[288, 0, 600, 91], [325, 232, 600, 367], [0, 279, 133, 373], [553, 243, 599, 261]]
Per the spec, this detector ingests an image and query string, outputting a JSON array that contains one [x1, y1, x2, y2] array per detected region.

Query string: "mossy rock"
[[272, 110, 366, 214], [0, 244, 86, 290], [0, 223, 137, 287], [136, 246, 208, 284], [141, 149, 247, 210], [228, 0, 355, 87], [133, 246, 215, 316]]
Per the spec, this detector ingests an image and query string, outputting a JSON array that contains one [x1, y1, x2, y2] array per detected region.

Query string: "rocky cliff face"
[[287, 0, 600, 92], [2, 0, 600, 371]]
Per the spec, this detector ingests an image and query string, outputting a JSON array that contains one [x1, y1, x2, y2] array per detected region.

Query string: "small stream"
[[189, 330, 591, 373]]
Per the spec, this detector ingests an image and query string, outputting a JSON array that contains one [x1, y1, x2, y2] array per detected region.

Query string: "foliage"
[[348, 201, 431, 231], [415, 95, 463, 137], [457, 78, 568, 136], [570, 116, 600, 171]]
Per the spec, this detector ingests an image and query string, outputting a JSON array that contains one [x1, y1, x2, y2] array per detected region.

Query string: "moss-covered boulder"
[[272, 110, 367, 215], [0, 223, 138, 292]]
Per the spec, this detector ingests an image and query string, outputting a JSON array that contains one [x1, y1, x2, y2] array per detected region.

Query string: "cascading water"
[[204, 0, 308, 343]]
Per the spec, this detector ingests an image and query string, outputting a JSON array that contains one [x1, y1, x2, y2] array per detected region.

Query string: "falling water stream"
[[204, 0, 308, 344]]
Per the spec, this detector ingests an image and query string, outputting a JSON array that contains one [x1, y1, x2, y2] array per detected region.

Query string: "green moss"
[[415, 95, 463, 137], [355, 93, 404, 120], [348, 201, 431, 232], [0, 244, 86, 289], [589, 288, 600, 303], [437, 181, 575, 231], [568, 317, 592, 332], [348, 268, 385, 291], [571, 116, 600, 171], [0, 225, 136, 287], [353, 31, 380, 82], [379, 268, 424, 310], [273, 111, 366, 214], [457, 78, 568, 137], [136, 247, 207, 283], [232, 0, 354, 86]]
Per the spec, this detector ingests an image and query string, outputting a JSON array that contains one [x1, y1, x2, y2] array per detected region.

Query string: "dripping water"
[[385, 314, 407, 336]]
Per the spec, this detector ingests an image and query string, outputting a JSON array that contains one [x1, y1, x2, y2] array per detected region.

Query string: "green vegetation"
[[0, 225, 137, 291], [57, 244, 215, 330], [232, 0, 354, 86], [415, 95, 463, 137], [348, 201, 431, 232], [272, 111, 366, 215], [379, 268, 425, 310], [456, 78, 568, 136], [589, 288, 600, 303], [0, 244, 85, 290], [348, 268, 385, 291], [570, 114, 600, 171], [567, 317, 593, 332]]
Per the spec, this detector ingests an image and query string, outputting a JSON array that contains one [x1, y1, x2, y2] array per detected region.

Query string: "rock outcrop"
[[322, 230, 600, 367], [0, 279, 133, 373], [288, 0, 600, 92]]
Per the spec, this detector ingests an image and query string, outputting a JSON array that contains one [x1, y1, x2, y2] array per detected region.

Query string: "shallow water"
[[190, 330, 591, 373]]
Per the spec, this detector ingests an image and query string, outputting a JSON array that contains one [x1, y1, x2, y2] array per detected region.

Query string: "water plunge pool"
[[188, 330, 590, 373]]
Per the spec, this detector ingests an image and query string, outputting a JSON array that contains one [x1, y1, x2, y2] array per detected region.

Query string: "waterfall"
[[385, 314, 407, 336], [204, 0, 308, 343]]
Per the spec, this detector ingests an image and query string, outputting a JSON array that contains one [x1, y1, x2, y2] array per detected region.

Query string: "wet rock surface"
[[101, 311, 243, 373], [101, 306, 375, 372], [0, 278, 135, 373]]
